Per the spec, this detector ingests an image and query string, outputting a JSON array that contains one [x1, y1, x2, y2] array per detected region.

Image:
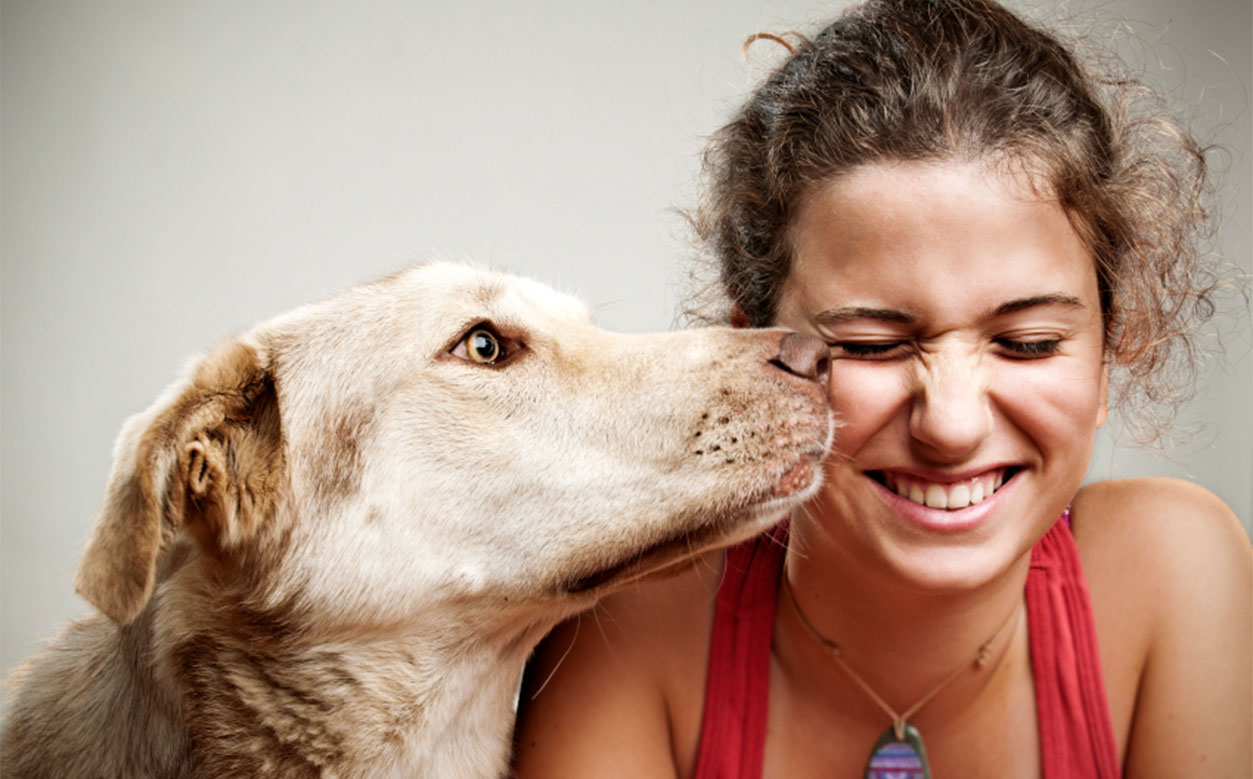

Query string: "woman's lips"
[[869, 467, 1018, 510]]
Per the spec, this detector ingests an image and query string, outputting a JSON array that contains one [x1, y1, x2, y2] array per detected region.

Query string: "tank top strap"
[[693, 515, 1120, 778], [1026, 517, 1121, 778], [692, 522, 787, 779]]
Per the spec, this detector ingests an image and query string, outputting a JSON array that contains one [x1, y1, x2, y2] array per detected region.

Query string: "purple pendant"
[[864, 722, 932, 779]]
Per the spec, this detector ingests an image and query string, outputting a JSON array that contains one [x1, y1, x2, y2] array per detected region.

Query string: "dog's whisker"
[[591, 604, 619, 651], [694, 550, 722, 581], [528, 617, 581, 701]]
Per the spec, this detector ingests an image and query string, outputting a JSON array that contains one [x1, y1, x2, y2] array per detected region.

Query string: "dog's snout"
[[770, 332, 830, 384]]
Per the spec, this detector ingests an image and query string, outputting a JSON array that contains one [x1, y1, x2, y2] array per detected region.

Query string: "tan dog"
[[1, 262, 832, 778]]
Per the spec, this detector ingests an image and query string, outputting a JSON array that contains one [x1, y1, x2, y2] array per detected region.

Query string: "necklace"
[[781, 569, 1021, 779]]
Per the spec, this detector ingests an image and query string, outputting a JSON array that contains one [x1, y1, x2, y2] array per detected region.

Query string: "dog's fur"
[[1, 262, 832, 778]]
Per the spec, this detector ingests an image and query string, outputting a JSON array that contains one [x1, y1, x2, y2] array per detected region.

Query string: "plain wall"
[[2, 0, 1249, 688]]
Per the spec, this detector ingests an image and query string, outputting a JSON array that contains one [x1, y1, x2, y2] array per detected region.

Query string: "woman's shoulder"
[[1069, 477, 1251, 774], [511, 551, 725, 777], [1071, 476, 1247, 580], [1070, 476, 1248, 649]]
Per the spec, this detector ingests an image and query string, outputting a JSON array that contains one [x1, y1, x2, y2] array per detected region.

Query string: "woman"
[[512, 0, 1251, 776]]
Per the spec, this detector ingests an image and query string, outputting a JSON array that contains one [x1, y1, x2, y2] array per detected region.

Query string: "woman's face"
[[775, 160, 1108, 591]]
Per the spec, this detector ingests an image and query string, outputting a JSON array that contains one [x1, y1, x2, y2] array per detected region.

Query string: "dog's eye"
[[455, 327, 507, 365]]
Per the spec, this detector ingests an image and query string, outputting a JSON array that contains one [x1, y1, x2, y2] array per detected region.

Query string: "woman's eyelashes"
[[828, 337, 1065, 360], [831, 340, 907, 358], [995, 337, 1063, 357]]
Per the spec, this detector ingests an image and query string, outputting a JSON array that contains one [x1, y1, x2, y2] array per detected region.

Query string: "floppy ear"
[[74, 338, 285, 625]]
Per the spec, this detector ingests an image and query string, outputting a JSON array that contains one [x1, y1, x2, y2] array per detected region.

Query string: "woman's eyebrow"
[[814, 295, 1085, 325], [814, 306, 916, 324], [988, 293, 1084, 318]]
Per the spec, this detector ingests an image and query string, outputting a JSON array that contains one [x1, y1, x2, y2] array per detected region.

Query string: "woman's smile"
[[872, 467, 1011, 510]]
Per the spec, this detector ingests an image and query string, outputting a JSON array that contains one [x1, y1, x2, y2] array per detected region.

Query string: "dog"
[[1, 261, 832, 778]]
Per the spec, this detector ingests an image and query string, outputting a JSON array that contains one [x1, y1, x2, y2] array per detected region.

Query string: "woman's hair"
[[689, 0, 1225, 440]]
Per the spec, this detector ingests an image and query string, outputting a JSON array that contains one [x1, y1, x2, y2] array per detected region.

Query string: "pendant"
[[864, 722, 931, 779]]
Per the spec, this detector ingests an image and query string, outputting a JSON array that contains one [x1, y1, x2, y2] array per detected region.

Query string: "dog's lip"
[[565, 453, 825, 594], [565, 521, 721, 593]]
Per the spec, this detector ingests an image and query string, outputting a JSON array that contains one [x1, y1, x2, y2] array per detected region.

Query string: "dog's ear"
[[74, 339, 285, 625]]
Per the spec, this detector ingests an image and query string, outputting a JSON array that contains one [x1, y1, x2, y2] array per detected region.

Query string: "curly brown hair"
[[689, 0, 1224, 441]]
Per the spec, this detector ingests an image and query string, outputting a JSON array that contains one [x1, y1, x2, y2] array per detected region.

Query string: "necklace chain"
[[781, 566, 1021, 740]]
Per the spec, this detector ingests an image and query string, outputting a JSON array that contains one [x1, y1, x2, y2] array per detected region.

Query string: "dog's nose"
[[771, 332, 830, 384]]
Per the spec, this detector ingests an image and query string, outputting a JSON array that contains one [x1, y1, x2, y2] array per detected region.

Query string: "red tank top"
[[693, 518, 1121, 778]]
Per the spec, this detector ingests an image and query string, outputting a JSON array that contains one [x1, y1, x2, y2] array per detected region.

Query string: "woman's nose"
[[908, 356, 994, 460]]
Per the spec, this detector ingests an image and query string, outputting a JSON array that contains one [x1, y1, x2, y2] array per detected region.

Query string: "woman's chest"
[[761, 631, 1042, 778]]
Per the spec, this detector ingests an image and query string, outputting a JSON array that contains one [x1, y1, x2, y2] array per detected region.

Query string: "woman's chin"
[[852, 473, 1050, 593], [875, 539, 1032, 595]]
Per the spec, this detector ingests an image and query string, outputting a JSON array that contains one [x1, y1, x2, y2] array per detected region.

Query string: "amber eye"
[[450, 323, 521, 366], [464, 327, 503, 364]]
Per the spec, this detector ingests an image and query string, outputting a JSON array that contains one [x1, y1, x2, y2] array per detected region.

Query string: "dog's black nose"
[[771, 332, 830, 384]]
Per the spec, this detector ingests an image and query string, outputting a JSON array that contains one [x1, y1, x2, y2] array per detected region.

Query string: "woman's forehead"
[[780, 160, 1100, 319], [792, 162, 1086, 265], [793, 159, 1060, 237]]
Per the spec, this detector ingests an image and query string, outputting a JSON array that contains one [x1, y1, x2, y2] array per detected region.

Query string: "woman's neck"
[[775, 519, 1033, 736]]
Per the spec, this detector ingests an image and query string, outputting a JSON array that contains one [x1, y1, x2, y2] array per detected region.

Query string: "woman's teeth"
[[885, 469, 1006, 510]]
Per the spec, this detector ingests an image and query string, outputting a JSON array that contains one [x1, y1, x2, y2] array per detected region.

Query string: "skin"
[[512, 161, 1252, 777]]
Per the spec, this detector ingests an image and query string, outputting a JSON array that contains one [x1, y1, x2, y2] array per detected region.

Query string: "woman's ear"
[[729, 304, 750, 329]]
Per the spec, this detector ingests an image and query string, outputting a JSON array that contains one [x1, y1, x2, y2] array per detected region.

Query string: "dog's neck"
[[147, 563, 567, 778]]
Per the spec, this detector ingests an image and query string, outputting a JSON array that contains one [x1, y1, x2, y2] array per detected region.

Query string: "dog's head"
[[75, 262, 832, 634]]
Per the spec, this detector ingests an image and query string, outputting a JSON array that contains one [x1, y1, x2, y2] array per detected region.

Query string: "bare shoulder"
[[1072, 476, 1247, 573], [511, 553, 724, 778], [1072, 478, 1249, 613], [1071, 477, 1249, 660], [1071, 478, 1252, 775]]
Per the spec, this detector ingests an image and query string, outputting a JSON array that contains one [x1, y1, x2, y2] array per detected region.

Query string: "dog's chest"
[[181, 637, 523, 778]]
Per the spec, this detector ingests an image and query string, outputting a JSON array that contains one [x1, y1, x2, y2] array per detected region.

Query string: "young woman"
[[512, 1, 1251, 776]]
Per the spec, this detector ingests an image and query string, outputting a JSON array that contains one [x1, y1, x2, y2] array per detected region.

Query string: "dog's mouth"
[[564, 457, 822, 594], [564, 517, 729, 593]]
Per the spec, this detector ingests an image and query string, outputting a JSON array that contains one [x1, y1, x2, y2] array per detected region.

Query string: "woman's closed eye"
[[995, 337, 1063, 358], [831, 337, 1065, 360], [831, 340, 909, 359]]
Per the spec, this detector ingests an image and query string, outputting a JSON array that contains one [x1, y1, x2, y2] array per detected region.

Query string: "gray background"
[[2, 0, 1249, 688]]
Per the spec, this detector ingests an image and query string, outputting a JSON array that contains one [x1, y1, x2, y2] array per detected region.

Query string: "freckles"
[[995, 366, 1103, 433], [828, 366, 905, 451], [830, 364, 907, 408]]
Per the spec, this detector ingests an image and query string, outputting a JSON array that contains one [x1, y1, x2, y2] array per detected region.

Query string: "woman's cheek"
[[828, 362, 906, 452], [991, 357, 1106, 444]]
